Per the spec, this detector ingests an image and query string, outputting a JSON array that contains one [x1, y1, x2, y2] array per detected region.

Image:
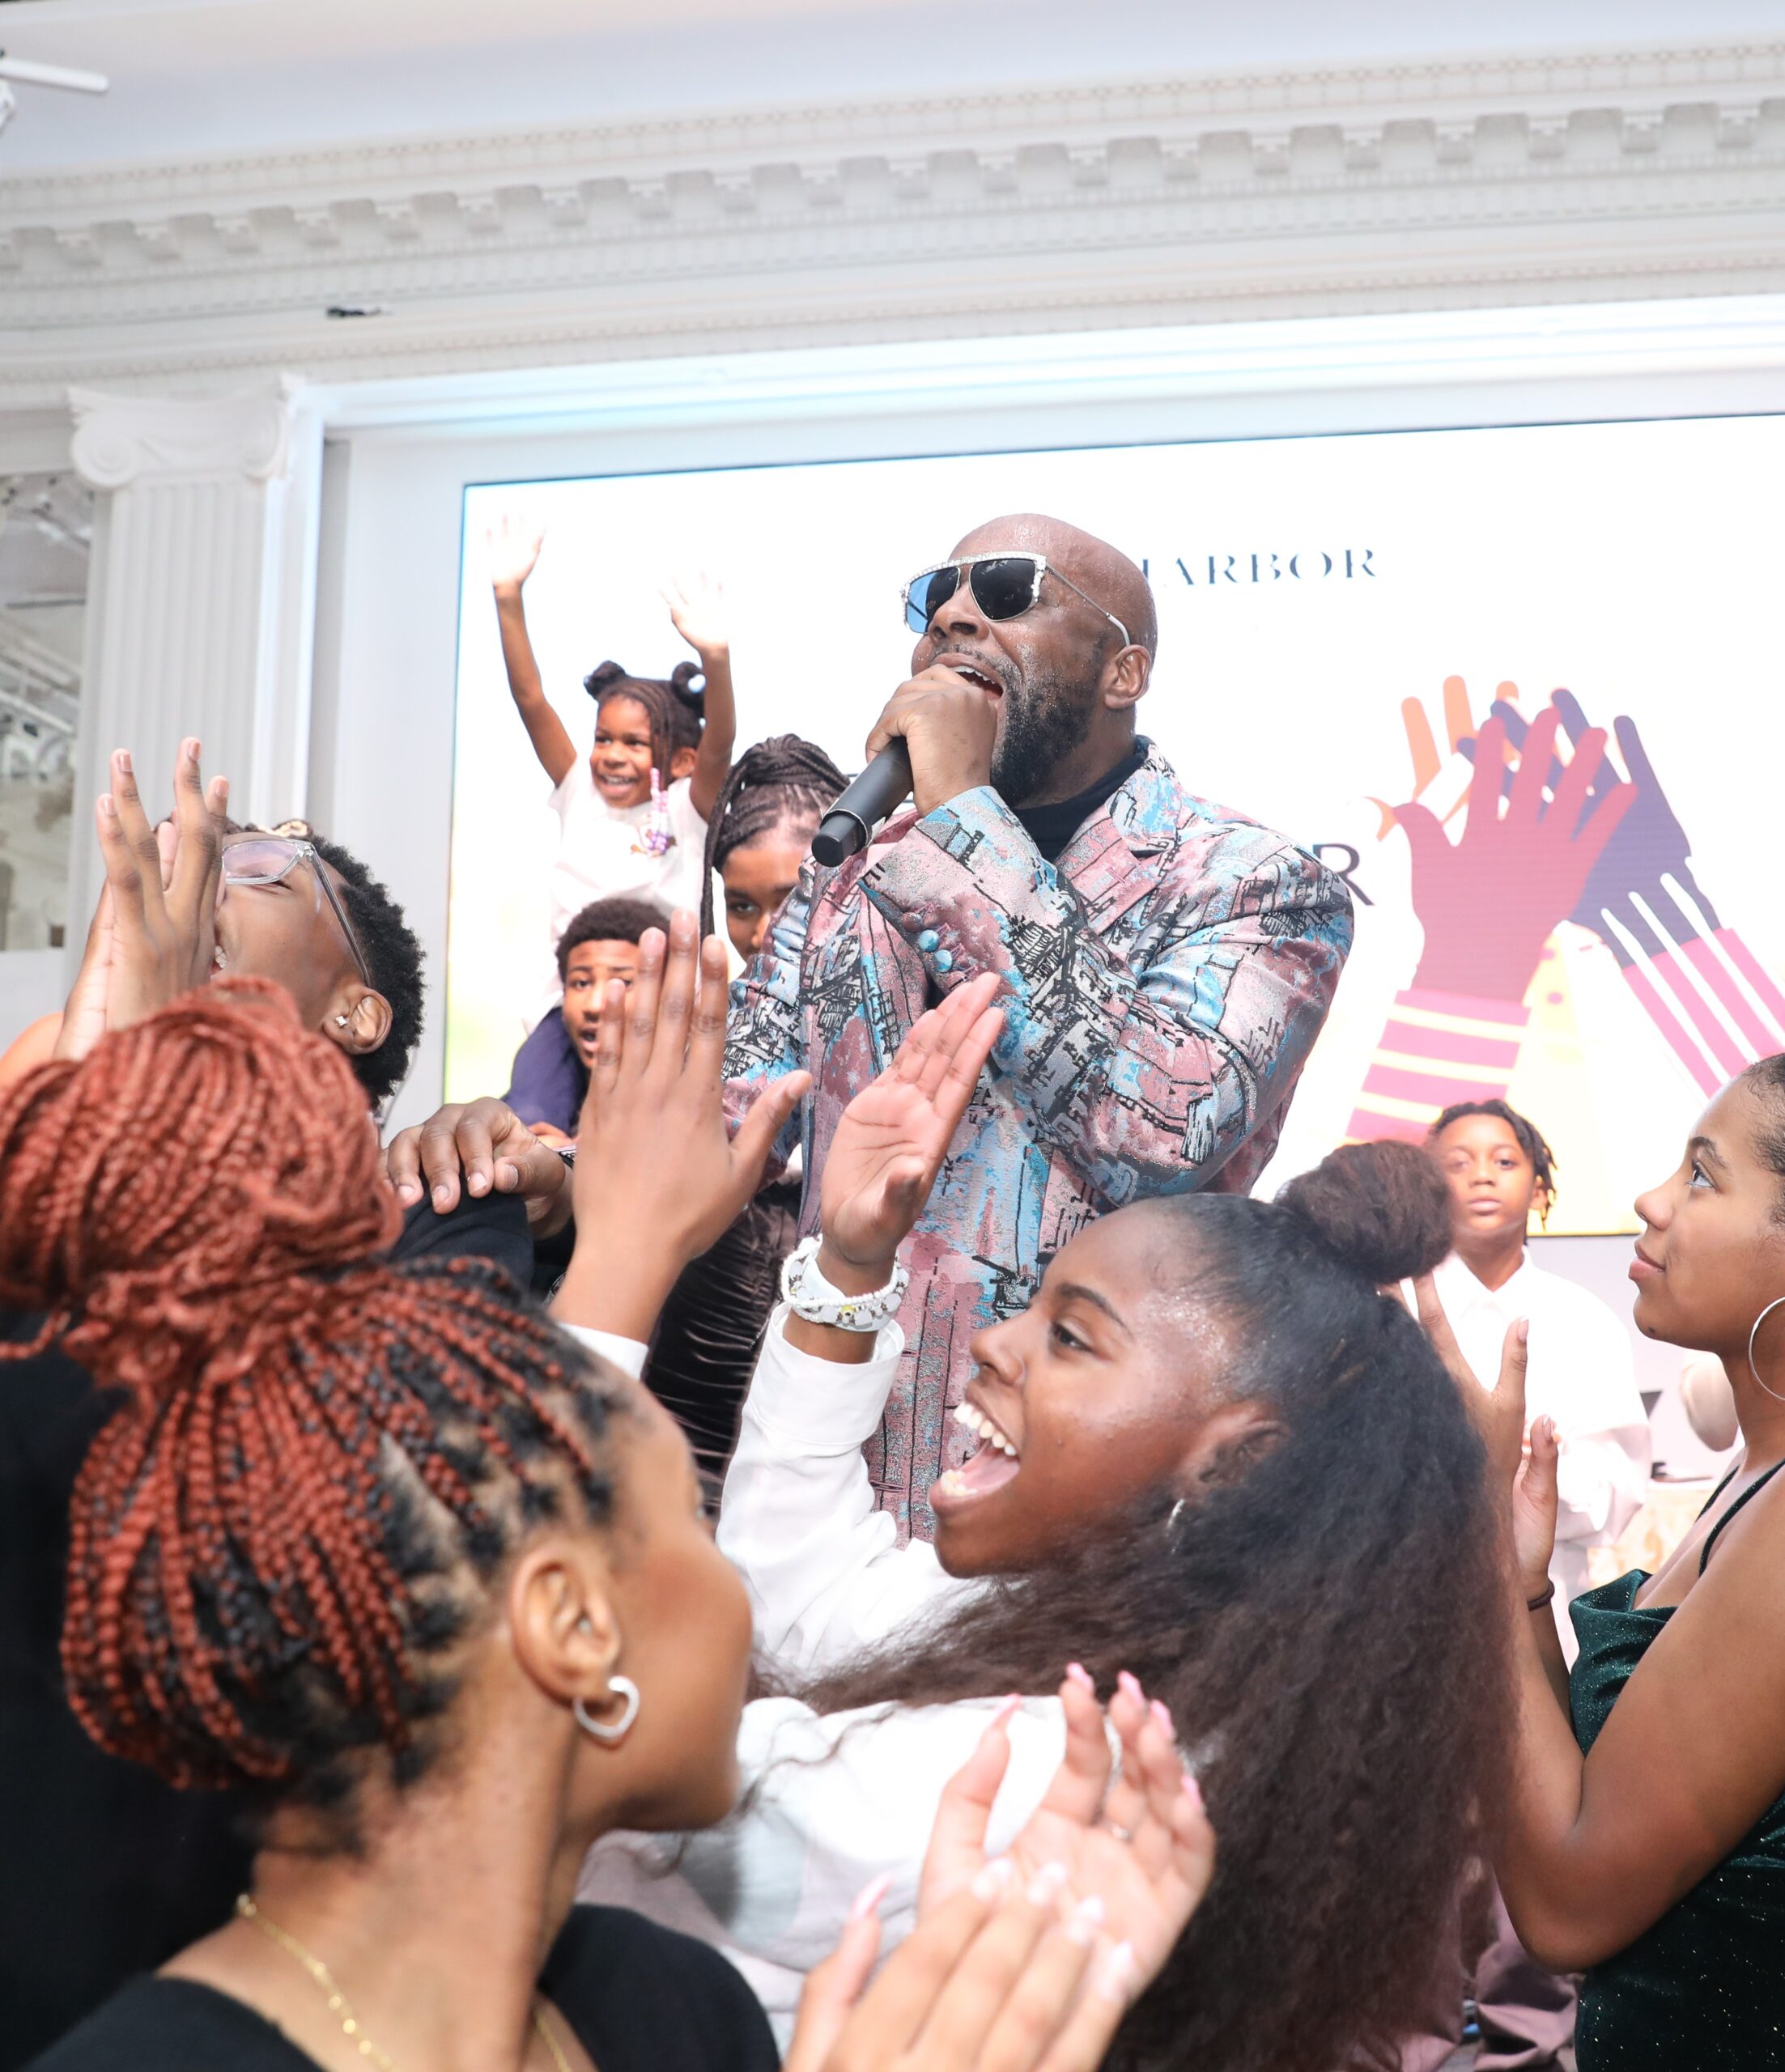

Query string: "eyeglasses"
[[903, 552, 1132, 648], [222, 835, 372, 987]]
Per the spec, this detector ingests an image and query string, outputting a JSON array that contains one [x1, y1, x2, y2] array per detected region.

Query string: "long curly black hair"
[[797, 1140, 1515, 2072]]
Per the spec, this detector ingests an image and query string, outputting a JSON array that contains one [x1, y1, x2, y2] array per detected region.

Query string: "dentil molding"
[[3, 39, 1784, 407]]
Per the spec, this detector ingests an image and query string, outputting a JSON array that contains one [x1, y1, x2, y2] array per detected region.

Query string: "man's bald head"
[[951, 514, 1158, 662]]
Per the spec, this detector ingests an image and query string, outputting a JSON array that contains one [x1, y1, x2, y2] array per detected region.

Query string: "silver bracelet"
[[780, 1236, 909, 1332]]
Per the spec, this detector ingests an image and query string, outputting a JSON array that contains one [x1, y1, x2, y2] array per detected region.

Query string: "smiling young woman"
[[572, 968, 1513, 2072], [1420, 1055, 1785, 2071]]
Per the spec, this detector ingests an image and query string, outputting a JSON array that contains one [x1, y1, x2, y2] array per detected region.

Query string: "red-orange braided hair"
[[0, 982, 623, 1798]]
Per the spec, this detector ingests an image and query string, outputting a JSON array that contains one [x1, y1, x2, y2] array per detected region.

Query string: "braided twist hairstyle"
[[0, 982, 626, 1804], [1427, 1098, 1559, 1225], [583, 660, 704, 780], [699, 733, 847, 936]]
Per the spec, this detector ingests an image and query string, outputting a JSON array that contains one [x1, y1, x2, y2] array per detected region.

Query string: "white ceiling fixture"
[[0, 51, 110, 141]]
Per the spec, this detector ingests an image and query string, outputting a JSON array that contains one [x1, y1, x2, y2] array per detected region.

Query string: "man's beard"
[[989, 669, 1101, 805]]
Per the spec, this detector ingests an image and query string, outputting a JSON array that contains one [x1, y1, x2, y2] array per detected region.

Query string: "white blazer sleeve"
[[718, 1304, 976, 1674]]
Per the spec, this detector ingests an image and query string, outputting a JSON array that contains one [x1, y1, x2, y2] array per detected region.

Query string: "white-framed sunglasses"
[[903, 551, 1133, 648]]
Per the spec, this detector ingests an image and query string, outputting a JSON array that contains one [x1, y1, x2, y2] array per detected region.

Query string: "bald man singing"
[[723, 516, 1354, 1540]]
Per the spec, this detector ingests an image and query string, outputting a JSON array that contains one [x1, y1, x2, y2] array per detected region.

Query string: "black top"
[[1568, 1458, 1785, 2070], [0, 1194, 535, 2070], [27, 1905, 777, 2072], [1012, 737, 1150, 864]]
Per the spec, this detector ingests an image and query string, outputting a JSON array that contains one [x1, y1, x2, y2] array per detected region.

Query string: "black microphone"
[[810, 743, 912, 867]]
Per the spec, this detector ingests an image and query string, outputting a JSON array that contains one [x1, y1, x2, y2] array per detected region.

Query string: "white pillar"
[[66, 378, 322, 943]]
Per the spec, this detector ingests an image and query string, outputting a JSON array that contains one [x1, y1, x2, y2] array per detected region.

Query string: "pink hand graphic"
[[1396, 710, 1634, 1006]]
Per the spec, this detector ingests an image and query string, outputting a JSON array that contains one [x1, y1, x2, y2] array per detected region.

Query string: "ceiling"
[[4, 0, 1783, 173]]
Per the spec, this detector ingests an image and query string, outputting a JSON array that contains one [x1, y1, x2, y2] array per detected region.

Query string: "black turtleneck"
[[1012, 737, 1150, 866]]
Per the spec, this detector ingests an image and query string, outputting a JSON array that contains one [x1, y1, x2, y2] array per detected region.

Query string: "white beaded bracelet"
[[780, 1236, 909, 1331]]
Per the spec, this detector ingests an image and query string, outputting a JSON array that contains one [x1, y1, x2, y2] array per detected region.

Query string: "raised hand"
[[1393, 710, 1634, 1004], [818, 971, 1003, 1280], [551, 911, 810, 1339], [487, 515, 544, 597], [54, 741, 227, 1059], [1413, 1276, 1558, 1594], [661, 568, 729, 662]]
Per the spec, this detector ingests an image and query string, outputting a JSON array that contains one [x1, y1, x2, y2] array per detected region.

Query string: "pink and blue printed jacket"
[[724, 744, 1353, 1539]]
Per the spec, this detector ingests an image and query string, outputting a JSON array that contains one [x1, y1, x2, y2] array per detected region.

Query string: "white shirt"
[[1426, 1250, 1651, 1650], [533, 760, 709, 1022], [565, 1313, 1051, 2048]]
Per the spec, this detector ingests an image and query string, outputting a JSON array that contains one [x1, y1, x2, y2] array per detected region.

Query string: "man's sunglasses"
[[903, 552, 1132, 648], [222, 834, 372, 987]]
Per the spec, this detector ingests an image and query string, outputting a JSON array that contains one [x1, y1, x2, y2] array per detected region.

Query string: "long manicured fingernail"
[[991, 1693, 1022, 1730], [116, 750, 132, 776], [1065, 1662, 1094, 1692], [1095, 1941, 1137, 2004], [1066, 1893, 1106, 1947], [1151, 1698, 1174, 1737], [848, 1871, 893, 1921], [1181, 1772, 1204, 1812], [1025, 1860, 1070, 1906], [971, 1857, 1014, 1901], [1117, 1670, 1143, 1702]]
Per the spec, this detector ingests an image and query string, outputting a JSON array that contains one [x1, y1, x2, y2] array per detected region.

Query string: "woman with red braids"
[[3, 945, 1211, 2072]]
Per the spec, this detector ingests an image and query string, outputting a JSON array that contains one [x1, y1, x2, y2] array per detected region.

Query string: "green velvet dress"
[[1568, 1463, 1785, 2070]]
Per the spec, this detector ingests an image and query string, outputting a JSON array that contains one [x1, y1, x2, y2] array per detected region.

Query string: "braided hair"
[[1427, 1098, 1558, 1225], [583, 660, 704, 781], [699, 733, 847, 936], [0, 982, 628, 1817]]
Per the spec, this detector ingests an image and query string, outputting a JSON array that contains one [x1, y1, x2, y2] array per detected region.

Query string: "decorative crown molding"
[[5, 39, 1784, 410]]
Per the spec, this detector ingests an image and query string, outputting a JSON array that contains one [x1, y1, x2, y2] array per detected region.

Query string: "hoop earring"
[[1746, 1297, 1785, 1406], [573, 1675, 640, 1745]]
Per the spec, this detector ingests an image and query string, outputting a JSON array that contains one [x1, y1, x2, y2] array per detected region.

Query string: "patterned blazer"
[[724, 745, 1354, 1537]]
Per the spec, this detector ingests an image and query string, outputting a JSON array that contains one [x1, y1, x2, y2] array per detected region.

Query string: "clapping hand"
[[661, 569, 729, 663], [550, 911, 809, 1340], [785, 1678, 1214, 2072], [816, 971, 1003, 1288]]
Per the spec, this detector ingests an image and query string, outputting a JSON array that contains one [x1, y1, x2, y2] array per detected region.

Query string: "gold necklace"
[[236, 1894, 572, 2072]]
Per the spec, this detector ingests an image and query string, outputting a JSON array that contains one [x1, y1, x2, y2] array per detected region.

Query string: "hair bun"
[[668, 660, 705, 705], [1275, 1140, 1451, 1286], [0, 981, 401, 1402], [582, 660, 628, 698]]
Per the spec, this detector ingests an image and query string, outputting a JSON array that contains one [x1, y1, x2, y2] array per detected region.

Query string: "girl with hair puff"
[[574, 960, 1517, 2072], [485, 517, 737, 1025]]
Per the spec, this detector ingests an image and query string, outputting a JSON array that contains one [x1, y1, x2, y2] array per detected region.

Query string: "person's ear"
[[1100, 642, 1151, 714], [506, 1535, 624, 1713], [1174, 1400, 1288, 1493], [321, 983, 393, 1059], [668, 745, 697, 783]]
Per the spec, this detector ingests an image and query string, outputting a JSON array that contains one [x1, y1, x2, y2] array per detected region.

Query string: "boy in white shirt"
[[1407, 1098, 1651, 2072]]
